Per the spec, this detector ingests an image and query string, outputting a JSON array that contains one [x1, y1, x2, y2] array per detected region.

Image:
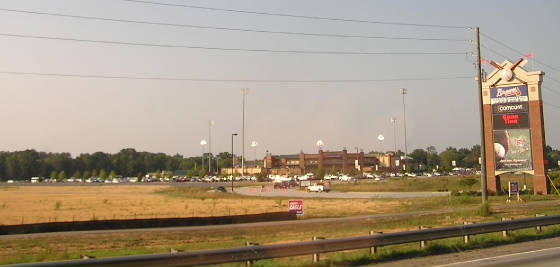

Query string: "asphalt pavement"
[[234, 186, 451, 198], [366, 236, 560, 267]]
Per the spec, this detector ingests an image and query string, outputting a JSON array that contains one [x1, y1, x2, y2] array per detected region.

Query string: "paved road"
[[434, 247, 560, 267], [367, 236, 560, 267], [234, 186, 450, 198]]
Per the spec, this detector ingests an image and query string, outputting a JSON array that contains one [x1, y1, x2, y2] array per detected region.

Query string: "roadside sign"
[[508, 181, 522, 203], [288, 200, 304, 215], [509, 181, 519, 194]]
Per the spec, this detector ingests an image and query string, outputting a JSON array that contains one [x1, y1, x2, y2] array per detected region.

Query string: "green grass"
[[332, 174, 538, 193], [2, 200, 559, 265]]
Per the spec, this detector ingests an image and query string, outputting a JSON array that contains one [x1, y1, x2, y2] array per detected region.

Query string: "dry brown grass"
[[0, 185, 406, 225]]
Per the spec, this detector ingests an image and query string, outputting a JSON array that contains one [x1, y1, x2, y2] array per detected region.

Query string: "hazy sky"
[[0, 0, 559, 158]]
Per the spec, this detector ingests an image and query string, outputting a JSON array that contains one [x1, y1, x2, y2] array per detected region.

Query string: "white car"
[[307, 182, 330, 192], [364, 173, 374, 178], [339, 175, 352, 181]]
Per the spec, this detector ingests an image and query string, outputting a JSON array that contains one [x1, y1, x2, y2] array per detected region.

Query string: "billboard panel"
[[493, 129, 533, 171], [492, 102, 529, 114], [492, 113, 530, 129], [490, 85, 528, 104]]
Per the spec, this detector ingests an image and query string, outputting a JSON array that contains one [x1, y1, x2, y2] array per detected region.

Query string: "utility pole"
[[475, 27, 488, 204], [241, 88, 249, 177], [401, 88, 408, 172]]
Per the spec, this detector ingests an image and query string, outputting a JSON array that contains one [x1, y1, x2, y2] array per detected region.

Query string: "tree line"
[[402, 145, 560, 172], [0, 148, 236, 180], [2, 145, 559, 180]]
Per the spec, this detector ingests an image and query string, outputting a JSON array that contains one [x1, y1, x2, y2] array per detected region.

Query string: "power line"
[[0, 70, 473, 83], [481, 32, 560, 73], [0, 8, 469, 42], [123, 0, 469, 29], [0, 33, 468, 55], [481, 43, 560, 86]]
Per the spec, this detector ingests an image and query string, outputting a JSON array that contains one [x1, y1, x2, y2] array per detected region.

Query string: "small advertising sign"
[[509, 181, 519, 194], [288, 200, 304, 215], [494, 129, 533, 171], [490, 85, 528, 104], [508, 181, 522, 202]]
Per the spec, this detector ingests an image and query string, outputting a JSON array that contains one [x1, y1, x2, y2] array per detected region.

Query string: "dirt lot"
[[0, 184, 408, 225]]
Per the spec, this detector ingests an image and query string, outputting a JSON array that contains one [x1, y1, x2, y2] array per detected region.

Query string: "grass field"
[[0, 184, 428, 225], [331, 173, 534, 193], [1, 175, 560, 265], [1, 199, 560, 265]]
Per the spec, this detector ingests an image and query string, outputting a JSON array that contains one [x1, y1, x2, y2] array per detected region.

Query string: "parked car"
[[306, 182, 330, 193], [215, 186, 227, 192]]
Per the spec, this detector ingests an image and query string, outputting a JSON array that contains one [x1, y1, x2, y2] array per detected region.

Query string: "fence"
[[5, 214, 560, 267]]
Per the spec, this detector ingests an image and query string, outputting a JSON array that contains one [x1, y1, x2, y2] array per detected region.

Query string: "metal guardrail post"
[[419, 226, 431, 248], [369, 231, 383, 254], [536, 214, 546, 232], [502, 218, 512, 237], [463, 222, 473, 243], [312, 236, 325, 263], [245, 242, 259, 267]]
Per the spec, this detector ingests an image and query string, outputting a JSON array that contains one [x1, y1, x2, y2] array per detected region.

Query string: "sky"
[[0, 0, 559, 158]]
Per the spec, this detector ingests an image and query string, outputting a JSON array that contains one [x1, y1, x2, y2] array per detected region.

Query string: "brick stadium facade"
[[263, 149, 379, 175]]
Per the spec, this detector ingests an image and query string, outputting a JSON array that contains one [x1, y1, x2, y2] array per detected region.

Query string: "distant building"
[[263, 148, 379, 175]]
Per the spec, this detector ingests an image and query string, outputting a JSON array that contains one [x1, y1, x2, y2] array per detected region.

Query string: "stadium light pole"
[[200, 140, 207, 173], [241, 88, 249, 177], [390, 117, 397, 153], [400, 88, 408, 172], [231, 133, 238, 191], [208, 120, 214, 174], [251, 141, 258, 166]]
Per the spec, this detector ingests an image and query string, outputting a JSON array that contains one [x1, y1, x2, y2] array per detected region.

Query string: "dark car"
[[215, 186, 227, 192]]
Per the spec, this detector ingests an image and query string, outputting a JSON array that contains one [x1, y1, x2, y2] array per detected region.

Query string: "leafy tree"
[[165, 170, 173, 179], [50, 170, 58, 180], [92, 169, 98, 178], [186, 169, 195, 178], [82, 170, 90, 179], [57, 170, 66, 180], [199, 168, 207, 178], [155, 170, 162, 179], [72, 170, 81, 179], [439, 147, 461, 171], [316, 167, 325, 179], [109, 170, 116, 179], [328, 166, 338, 175], [99, 169, 107, 180], [409, 149, 428, 166]]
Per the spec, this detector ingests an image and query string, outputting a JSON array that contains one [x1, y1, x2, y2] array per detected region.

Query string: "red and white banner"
[[288, 200, 304, 215]]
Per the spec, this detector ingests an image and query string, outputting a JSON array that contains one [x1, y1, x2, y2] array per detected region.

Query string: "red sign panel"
[[492, 113, 530, 129], [288, 200, 304, 215]]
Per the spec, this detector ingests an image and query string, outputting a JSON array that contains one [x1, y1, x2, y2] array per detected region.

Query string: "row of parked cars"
[[6, 175, 260, 184]]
